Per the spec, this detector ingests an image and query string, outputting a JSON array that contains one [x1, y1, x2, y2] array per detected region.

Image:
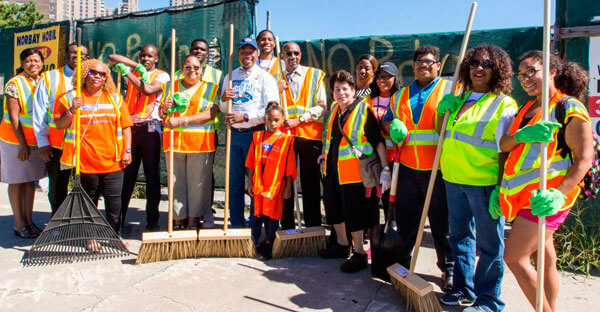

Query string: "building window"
[[50, 5, 55, 10], [49, 13, 55, 19]]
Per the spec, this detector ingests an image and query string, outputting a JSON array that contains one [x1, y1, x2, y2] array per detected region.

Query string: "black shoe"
[[319, 242, 351, 259], [259, 243, 272, 260], [441, 269, 454, 292], [145, 223, 160, 231], [439, 291, 474, 306], [340, 252, 368, 273]]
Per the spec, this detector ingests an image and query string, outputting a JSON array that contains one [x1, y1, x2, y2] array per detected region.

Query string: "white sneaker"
[[201, 214, 215, 228]]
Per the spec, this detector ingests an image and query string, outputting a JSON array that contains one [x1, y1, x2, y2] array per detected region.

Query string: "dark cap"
[[376, 61, 399, 76], [238, 36, 258, 50]]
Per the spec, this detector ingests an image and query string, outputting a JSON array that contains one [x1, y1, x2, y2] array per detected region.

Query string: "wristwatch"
[[244, 113, 249, 122], [126, 148, 132, 153], [382, 166, 390, 172]]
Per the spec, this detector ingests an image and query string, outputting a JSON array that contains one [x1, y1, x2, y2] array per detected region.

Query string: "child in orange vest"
[[246, 103, 297, 260]]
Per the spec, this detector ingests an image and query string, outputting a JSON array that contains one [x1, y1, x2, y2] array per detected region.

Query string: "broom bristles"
[[390, 276, 442, 312], [196, 238, 255, 258], [272, 235, 326, 258], [136, 240, 196, 264]]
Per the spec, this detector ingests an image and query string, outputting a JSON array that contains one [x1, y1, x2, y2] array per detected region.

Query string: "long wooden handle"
[[168, 28, 176, 234], [75, 28, 82, 176], [224, 24, 234, 232], [536, 0, 552, 310], [117, 74, 121, 94], [409, 2, 477, 274]]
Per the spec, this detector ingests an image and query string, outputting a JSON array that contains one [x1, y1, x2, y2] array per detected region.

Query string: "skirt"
[[0, 141, 45, 184]]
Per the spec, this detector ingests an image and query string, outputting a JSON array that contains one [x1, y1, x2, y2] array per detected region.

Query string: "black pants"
[[120, 124, 161, 227], [46, 147, 71, 215], [394, 164, 454, 272], [323, 172, 370, 233], [282, 138, 322, 229], [82, 170, 124, 234]]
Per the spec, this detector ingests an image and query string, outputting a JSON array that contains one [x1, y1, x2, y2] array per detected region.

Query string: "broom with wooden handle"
[[536, 0, 552, 310], [387, 3, 477, 311], [196, 24, 255, 258], [136, 29, 198, 264], [271, 37, 326, 259]]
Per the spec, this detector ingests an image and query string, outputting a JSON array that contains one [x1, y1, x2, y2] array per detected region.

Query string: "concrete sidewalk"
[[0, 182, 598, 311]]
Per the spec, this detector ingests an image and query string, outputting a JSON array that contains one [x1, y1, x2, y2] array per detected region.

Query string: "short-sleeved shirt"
[[383, 77, 441, 123], [56, 90, 133, 174]]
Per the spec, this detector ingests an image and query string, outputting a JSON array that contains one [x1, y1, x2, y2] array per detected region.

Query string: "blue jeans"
[[228, 129, 255, 227], [445, 181, 505, 312]]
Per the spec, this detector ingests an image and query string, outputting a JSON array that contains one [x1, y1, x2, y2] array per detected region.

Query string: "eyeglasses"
[[184, 65, 200, 71], [414, 59, 438, 67], [468, 59, 493, 69], [87, 69, 106, 78], [285, 51, 300, 57], [517, 67, 541, 81]]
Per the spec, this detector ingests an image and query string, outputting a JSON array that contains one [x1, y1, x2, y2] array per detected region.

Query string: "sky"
[[107, 0, 556, 41]]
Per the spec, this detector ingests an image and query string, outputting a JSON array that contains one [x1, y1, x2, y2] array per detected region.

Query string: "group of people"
[[0, 28, 593, 312]]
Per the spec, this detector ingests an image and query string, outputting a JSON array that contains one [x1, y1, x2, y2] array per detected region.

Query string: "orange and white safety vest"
[[124, 68, 165, 120], [40, 67, 70, 149], [282, 67, 325, 141], [248, 131, 295, 199], [0, 73, 38, 146]]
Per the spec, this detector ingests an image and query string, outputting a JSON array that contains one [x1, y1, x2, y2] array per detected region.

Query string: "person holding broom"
[[54, 59, 132, 247], [381, 45, 454, 291], [319, 70, 391, 273], [159, 54, 219, 230], [500, 51, 593, 312], [0, 48, 46, 239], [437, 44, 518, 312], [246, 103, 297, 260], [107, 44, 170, 231], [219, 36, 280, 228]]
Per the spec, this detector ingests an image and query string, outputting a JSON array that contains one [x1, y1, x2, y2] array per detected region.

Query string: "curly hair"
[[458, 44, 513, 95], [329, 70, 356, 92], [73, 59, 117, 94], [518, 50, 588, 102]]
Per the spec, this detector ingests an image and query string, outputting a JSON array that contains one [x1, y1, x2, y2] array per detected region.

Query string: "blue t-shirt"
[[383, 77, 441, 124]]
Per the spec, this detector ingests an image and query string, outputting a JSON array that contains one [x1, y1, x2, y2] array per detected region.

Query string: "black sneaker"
[[319, 242, 351, 259], [441, 269, 454, 292], [340, 252, 368, 273], [439, 292, 475, 306]]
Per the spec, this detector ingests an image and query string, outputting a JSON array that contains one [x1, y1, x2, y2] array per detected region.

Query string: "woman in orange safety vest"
[[0, 48, 46, 239], [246, 103, 297, 260], [499, 51, 594, 312]]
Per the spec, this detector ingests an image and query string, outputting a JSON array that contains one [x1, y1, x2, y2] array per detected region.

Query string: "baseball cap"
[[376, 62, 399, 77], [238, 36, 258, 50]]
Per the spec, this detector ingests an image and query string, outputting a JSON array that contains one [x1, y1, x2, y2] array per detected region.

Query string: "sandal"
[[13, 226, 34, 239], [27, 223, 42, 237]]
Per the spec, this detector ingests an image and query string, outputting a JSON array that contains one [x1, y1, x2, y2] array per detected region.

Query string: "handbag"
[[337, 111, 381, 188]]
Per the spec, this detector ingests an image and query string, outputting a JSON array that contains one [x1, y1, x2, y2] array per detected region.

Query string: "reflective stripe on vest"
[[389, 79, 451, 170], [323, 100, 374, 185], [162, 79, 219, 153], [44, 67, 70, 148], [441, 92, 513, 186], [0, 74, 38, 146], [124, 69, 164, 119], [60, 92, 123, 168], [250, 131, 294, 199], [499, 92, 585, 221], [283, 67, 325, 140]]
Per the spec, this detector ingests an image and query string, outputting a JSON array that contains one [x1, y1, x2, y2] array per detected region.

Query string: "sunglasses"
[[414, 59, 437, 67], [468, 59, 493, 69], [184, 65, 200, 71], [285, 51, 300, 57], [87, 69, 107, 78]]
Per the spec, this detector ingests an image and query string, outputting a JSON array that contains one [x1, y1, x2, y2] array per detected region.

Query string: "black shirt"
[[326, 98, 386, 178]]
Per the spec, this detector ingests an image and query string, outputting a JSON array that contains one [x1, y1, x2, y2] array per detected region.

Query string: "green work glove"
[[390, 119, 409, 144], [166, 92, 190, 113], [514, 121, 561, 144], [113, 63, 130, 77], [529, 188, 566, 217], [135, 64, 151, 83], [488, 185, 503, 220], [436, 94, 462, 115]]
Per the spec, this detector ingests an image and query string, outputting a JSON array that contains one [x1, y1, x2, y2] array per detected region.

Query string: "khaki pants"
[[166, 152, 214, 219]]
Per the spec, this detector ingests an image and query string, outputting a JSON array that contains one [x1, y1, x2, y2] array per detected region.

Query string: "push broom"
[[271, 37, 326, 259], [196, 24, 255, 258], [536, 0, 551, 310], [22, 28, 130, 266], [386, 3, 477, 311], [136, 29, 198, 264]]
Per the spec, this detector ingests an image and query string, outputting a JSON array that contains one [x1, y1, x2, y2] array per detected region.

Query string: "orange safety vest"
[[249, 131, 295, 199], [499, 91, 589, 221], [259, 56, 281, 81], [60, 91, 124, 169], [323, 100, 374, 185], [162, 79, 219, 153], [124, 68, 165, 120], [40, 67, 70, 149], [0, 74, 38, 146], [389, 79, 453, 170], [365, 95, 394, 162], [282, 67, 325, 141]]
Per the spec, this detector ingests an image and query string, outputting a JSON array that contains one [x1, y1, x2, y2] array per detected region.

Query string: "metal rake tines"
[[22, 223, 130, 266]]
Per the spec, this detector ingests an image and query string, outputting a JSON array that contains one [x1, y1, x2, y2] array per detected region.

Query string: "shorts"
[[517, 208, 570, 230]]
